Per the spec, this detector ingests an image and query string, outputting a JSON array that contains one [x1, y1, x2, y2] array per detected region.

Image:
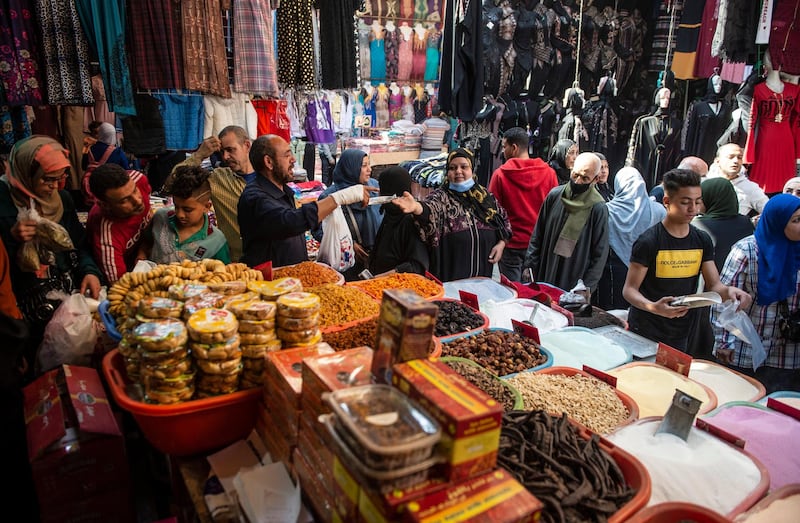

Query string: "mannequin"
[[744, 50, 800, 193], [681, 72, 732, 164], [386, 20, 396, 33], [558, 85, 587, 145], [583, 74, 619, 157], [627, 87, 683, 190]]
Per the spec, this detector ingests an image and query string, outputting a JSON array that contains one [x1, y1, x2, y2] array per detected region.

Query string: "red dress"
[[744, 82, 800, 194]]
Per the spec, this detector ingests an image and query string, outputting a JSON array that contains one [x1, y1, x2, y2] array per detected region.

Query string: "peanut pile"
[[506, 373, 630, 434]]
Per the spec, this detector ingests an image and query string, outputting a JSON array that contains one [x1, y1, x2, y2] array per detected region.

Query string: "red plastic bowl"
[[626, 502, 731, 523], [102, 349, 261, 456]]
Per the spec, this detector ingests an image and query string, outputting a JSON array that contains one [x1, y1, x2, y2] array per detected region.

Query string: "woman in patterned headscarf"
[[0, 135, 101, 325], [393, 148, 511, 281]]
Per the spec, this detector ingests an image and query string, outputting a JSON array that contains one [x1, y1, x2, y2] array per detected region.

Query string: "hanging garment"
[[370, 30, 387, 82], [0, 0, 44, 107], [61, 105, 85, 190], [439, 0, 484, 121], [769, 0, 800, 75], [35, 0, 93, 105], [87, 75, 115, 126], [318, 0, 359, 89], [529, 3, 553, 98], [385, 27, 400, 83], [681, 100, 732, 165], [671, 0, 707, 80], [375, 87, 390, 128], [397, 28, 413, 81], [389, 92, 403, 123], [694, 0, 722, 78], [152, 93, 204, 151], [252, 99, 290, 142], [305, 97, 335, 144], [648, 0, 684, 73], [203, 93, 258, 139], [127, 0, 185, 90], [482, 3, 503, 98], [277, 0, 316, 88], [75, 0, 135, 115], [411, 31, 428, 81], [509, 5, 535, 98], [121, 94, 167, 156], [0, 106, 30, 154], [233, 0, 279, 96], [744, 82, 800, 194], [718, 0, 759, 63], [358, 21, 371, 83], [544, 1, 576, 98], [181, 0, 230, 97], [627, 112, 683, 191]]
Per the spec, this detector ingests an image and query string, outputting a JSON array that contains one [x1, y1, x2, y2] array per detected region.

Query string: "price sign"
[[255, 261, 273, 281], [425, 271, 443, 286], [512, 319, 540, 345], [459, 291, 480, 311], [582, 365, 617, 388], [655, 342, 692, 376]]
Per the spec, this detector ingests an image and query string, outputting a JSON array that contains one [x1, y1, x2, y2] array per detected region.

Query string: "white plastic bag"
[[38, 292, 97, 371], [317, 207, 355, 272], [714, 300, 767, 371]]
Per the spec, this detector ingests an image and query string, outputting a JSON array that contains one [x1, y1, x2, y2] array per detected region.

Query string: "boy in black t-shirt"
[[623, 169, 752, 352]]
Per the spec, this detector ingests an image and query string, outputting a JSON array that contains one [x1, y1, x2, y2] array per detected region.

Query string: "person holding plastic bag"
[[713, 194, 800, 393], [238, 135, 375, 268], [0, 136, 102, 334]]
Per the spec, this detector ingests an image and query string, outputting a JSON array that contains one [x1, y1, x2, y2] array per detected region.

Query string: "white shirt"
[[706, 165, 769, 216]]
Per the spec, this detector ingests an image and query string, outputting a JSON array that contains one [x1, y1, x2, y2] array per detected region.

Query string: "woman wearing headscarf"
[[597, 167, 666, 310], [369, 167, 429, 275], [317, 148, 381, 279], [593, 152, 614, 202], [0, 136, 102, 331], [713, 194, 800, 393], [784, 176, 800, 197], [393, 148, 511, 281], [694, 177, 754, 272], [548, 138, 578, 185]]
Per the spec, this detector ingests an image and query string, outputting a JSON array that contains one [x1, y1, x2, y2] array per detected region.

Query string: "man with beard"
[[87, 163, 153, 283], [238, 135, 375, 267], [523, 152, 609, 300], [169, 125, 255, 261]]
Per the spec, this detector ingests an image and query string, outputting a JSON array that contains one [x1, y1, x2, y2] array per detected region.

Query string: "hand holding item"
[[652, 296, 690, 318], [11, 219, 37, 243], [80, 274, 102, 300], [196, 136, 221, 159], [331, 184, 377, 207], [392, 191, 422, 215], [488, 240, 506, 264]]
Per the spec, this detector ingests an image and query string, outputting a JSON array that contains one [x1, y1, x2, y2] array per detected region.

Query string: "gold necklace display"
[[775, 92, 785, 123]]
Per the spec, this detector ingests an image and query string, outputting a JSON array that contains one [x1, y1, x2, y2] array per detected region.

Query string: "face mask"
[[569, 180, 591, 195], [449, 178, 476, 193]]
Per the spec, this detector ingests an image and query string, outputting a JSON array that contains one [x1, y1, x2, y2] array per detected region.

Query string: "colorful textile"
[[276, 0, 315, 88], [152, 92, 204, 151], [252, 99, 290, 141], [182, 0, 230, 97], [0, 0, 43, 106], [75, 0, 136, 115], [35, 0, 94, 105], [233, 0, 279, 96], [127, 0, 185, 89]]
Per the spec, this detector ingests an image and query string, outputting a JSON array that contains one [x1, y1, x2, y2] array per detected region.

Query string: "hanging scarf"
[[698, 177, 739, 220], [2, 135, 69, 223], [754, 194, 800, 306], [555, 181, 604, 258]]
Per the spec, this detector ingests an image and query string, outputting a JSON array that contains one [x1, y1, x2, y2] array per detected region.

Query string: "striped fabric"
[[127, 0, 185, 89], [233, 0, 279, 96]]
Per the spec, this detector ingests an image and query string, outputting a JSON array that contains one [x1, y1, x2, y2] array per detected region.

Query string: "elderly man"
[[650, 156, 708, 203], [169, 125, 255, 261], [238, 135, 374, 268], [523, 152, 609, 298], [707, 143, 768, 216]]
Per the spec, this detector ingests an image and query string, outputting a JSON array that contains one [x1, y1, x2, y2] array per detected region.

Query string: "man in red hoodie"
[[489, 127, 558, 281]]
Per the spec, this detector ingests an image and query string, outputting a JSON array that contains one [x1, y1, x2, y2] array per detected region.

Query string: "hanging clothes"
[[370, 26, 387, 82], [670, 0, 706, 80], [253, 99, 290, 142], [397, 25, 413, 81], [615, 9, 644, 92], [121, 94, 167, 157], [648, 0, 684, 73], [681, 87, 732, 165], [181, 0, 230, 98], [0, 0, 44, 107], [305, 96, 335, 144], [769, 0, 800, 75], [0, 105, 30, 154], [358, 21, 371, 83], [317, 0, 359, 89], [75, 0, 135, 115], [35, 0, 94, 106], [85, 75, 115, 127], [694, 0, 722, 78], [127, 0, 185, 90], [203, 93, 258, 140], [744, 81, 800, 194], [627, 111, 683, 191], [277, 0, 316, 88], [439, 0, 484, 121], [714, 0, 758, 63], [385, 26, 400, 83], [544, 0, 576, 99], [152, 93, 204, 151], [233, 0, 279, 96], [375, 85, 390, 128]]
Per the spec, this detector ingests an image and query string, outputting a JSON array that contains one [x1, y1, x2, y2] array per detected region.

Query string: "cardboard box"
[[404, 469, 543, 523], [23, 365, 133, 519], [359, 477, 450, 523], [332, 454, 361, 522], [298, 415, 334, 491], [372, 290, 437, 383], [392, 359, 503, 481], [294, 448, 336, 523], [265, 344, 335, 408]]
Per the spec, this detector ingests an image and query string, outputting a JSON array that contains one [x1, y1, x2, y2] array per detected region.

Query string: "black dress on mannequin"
[[682, 78, 732, 165], [583, 76, 619, 158], [627, 107, 682, 191]]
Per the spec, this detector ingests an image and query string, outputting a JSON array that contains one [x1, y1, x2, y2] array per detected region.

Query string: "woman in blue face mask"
[[392, 148, 511, 281]]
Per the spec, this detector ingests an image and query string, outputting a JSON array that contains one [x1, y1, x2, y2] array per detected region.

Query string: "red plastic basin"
[[626, 502, 731, 523], [102, 349, 261, 456]]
